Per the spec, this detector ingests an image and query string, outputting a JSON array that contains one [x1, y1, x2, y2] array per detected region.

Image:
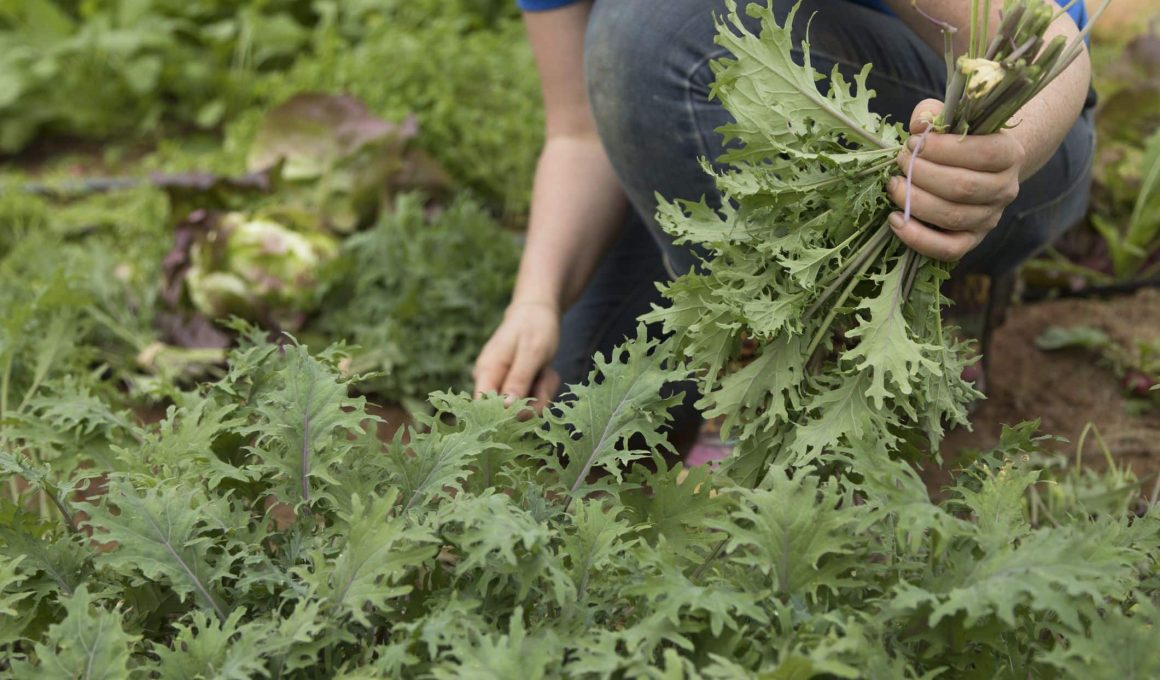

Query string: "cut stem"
[[803, 227, 892, 362], [804, 223, 893, 320]]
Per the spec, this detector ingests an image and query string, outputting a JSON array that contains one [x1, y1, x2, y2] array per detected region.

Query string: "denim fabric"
[[551, 0, 1094, 397], [516, 0, 1089, 28]]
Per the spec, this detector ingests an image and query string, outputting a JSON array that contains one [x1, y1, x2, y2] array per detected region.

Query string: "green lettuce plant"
[[246, 94, 451, 233], [173, 210, 339, 331]]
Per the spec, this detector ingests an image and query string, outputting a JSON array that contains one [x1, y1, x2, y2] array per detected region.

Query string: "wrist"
[[1009, 133, 1033, 182], [506, 298, 561, 317]]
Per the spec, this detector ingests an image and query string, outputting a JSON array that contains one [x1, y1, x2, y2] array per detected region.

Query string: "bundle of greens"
[[648, 0, 1104, 482], [938, 0, 1094, 136]]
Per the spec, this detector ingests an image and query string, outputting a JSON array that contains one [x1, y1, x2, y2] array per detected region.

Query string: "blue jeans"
[[552, 0, 1094, 401]]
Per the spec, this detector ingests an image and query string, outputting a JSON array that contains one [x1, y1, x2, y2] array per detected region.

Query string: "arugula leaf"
[[429, 608, 563, 680], [12, 585, 137, 680], [0, 526, 87, 598], [707, 467, 867, 600], [0, 554, 30, 619], [711, 0, 900, 155], [842, 256, 940, 409], [150, 609, 273, 680], [896, 525, 1141, 630], [385, 394, 519, 514], [621, 455, 729, 559], [246, 343, 369, 512], [81, 480, 236, 620], [1041, 598, 1160, 678], [297, 492, 435, 627], [536, 327, 688, 505]]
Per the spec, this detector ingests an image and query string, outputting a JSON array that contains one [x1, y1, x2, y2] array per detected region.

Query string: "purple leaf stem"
[[912, 2, 958, 34], [904, 128, 932, 227]]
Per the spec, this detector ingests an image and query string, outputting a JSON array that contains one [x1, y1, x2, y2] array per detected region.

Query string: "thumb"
[[909, 98, 945, 135]]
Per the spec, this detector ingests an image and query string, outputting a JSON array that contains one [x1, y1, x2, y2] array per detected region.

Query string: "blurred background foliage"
[[1025, 8, 1160, 290], [0, 0, 538, 218], [0, 0, 535, 412]]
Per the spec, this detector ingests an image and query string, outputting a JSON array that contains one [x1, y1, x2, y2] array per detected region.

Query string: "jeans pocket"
[[1004, 154, 1094, 274]]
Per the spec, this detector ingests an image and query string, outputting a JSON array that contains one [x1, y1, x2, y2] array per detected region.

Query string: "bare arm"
[[474, 2, 627, 405], [880, 0, 1091, 261], [511, 2, 628, 313], [884, 0, 1090, 176]]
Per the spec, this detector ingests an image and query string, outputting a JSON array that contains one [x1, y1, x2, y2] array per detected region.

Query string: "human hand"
[[472, 300, 561, 413], [885, 98, 1027, 262]]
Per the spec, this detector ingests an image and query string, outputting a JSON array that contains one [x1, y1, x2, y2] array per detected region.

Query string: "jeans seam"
[[684, 46, 732, 163]]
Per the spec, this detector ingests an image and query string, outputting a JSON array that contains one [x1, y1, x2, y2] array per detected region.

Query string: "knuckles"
[[942, 206, 969, 231], [473, 359, 506, 378], [974, 143, 1000, 169], [954, 177, 983, 203], [937, 238, 972, 262], [1007, 136, 1028, 167], [524, 334, 556, 358], [1001, 178, 1020, 205]]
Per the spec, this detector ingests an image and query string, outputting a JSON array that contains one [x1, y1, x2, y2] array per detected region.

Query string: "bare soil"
[[941, 287, 1160, 478]]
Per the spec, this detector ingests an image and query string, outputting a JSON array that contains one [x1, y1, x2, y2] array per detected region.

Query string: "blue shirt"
[[516, 0, 1088, 30]]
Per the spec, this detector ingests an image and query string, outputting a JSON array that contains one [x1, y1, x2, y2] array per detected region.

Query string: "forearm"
[[510, 133, 627, 312], [1000, 14, 1090, 178], [884, 1, 1090, 176]]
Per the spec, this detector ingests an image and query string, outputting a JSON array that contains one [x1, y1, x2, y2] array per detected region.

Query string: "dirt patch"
[[941, 287, 1160, 478], [367, 402, 412, 443]]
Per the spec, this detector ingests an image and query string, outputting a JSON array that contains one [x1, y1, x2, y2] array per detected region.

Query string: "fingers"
[[890, 98, 1022, 263], [888, 211, 981, 262], [907, 97, 1025, 173], [907, 131, 1024, 173], [500, 338, 547, 404], [472, 335, 513, 399], [886, 176, 1000, 232], [475, 336, 557, 419], [511, 368, 561, 421], [908, 98, 945, 135], [893, 150, 1019, 206], [532, 368, 560, 410], [473, 303, 560, 409]]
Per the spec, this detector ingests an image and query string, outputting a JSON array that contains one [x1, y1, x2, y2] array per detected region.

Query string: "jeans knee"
[[583, 2, 658, 152]]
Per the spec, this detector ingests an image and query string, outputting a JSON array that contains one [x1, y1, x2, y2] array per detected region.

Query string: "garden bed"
[[944, 288, 1160, 474]]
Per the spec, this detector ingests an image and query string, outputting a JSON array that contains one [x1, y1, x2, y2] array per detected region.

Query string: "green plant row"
[[1, 326, 1157, 678], [0, 187, 518, 412], [1, 1, 1157, 677]]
